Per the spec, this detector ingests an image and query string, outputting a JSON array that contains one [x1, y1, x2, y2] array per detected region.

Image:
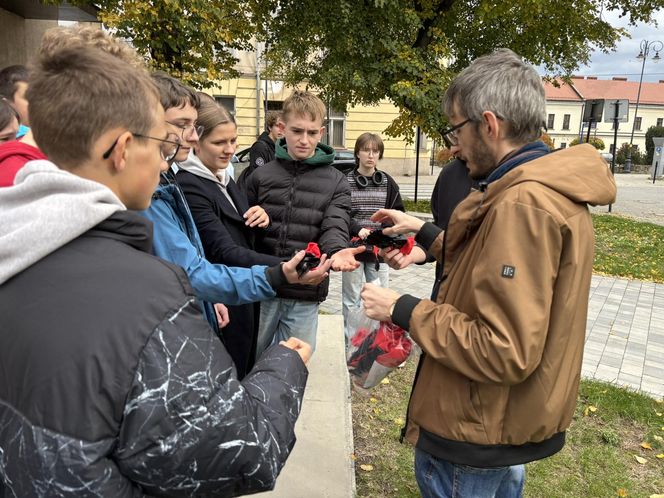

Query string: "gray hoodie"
[[178, 151, 239, 212], [0, 160, 124, 284]]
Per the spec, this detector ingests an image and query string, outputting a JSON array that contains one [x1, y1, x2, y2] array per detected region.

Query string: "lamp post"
[[624, 39, 662, 173]]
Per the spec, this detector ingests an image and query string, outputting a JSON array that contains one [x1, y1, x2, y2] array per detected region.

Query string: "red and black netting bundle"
[[346, 310, 413, 389], [295, 242, 321, 276]]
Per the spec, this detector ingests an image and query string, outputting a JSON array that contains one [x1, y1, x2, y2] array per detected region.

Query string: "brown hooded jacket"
[[392, 144, 617, 467]]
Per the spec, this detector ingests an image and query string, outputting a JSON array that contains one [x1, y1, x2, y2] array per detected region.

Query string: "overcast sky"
[[569, 8, 664, 82]]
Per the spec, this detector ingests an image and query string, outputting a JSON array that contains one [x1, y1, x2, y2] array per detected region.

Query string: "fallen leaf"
[[394, 418, 404, 425], [360, 464, 374, 472], [641, 442, 653, 450], [350, 453, 357, 461], [370, 398, 378, 404], [381, 378, 390, 385], [617, 488, 628, 497], [656, 454, 664, 459], [634, 455, 647, 464], [656, 412, 662, 417], [656, 399, 663, 404], [649, 495, 664, 498], [583, 407, 590, 417], [589, 405, 598, 412], [654, 435, 663, 442]]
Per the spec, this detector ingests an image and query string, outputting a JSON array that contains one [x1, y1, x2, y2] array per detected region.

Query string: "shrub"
[[570, 136, 605, 150]]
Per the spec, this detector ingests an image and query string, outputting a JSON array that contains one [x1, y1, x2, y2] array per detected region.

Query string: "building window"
[[657, 117, 663, 127], [560, 142, 567, 149], [215, 96, 236, 115], [547, 114, 555, 130], [562, 114, 570, 130], [635, 117, 642, 131], [266, 100, 284, 111], [324, 109, 346, 148]]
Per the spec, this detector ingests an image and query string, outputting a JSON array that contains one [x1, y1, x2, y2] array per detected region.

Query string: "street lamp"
[[624, 39, 662, 173]]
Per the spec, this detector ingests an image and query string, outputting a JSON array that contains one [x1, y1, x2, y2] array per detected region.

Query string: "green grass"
[[352, 368, 664, 498], [403, 198, 432, 213], [592, 214, 664, 282]]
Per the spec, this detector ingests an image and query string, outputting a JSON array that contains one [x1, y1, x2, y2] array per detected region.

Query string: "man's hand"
[[330, 246, 365, 272], [214, 303, 230, 329], [280, 337, 312, 365], [244, 205, 270, 228], [371, 209, 425, 236], [380, 245, 427, 270], [282, 250, 332, 285], [361, 283, 401, 322], [358, 227, 371, 239]]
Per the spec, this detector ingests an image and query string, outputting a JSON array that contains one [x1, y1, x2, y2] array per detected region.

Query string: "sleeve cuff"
[[415, 222, 443, 251], [392, 294, 421, 331], [265, 264, 288, 289]]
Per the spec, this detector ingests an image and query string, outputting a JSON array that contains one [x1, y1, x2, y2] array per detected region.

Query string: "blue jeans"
[[255, 298, 319, 358], [342, 261, 389, 342], [415, 448, 525, 498]]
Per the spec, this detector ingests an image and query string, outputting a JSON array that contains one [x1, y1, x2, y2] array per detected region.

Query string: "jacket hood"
[[177, 150, 229, 186], [258, 130, 275, 147], [0, 160, 125, 284], [275, 138, 335, 166], [490, 144, 616, 206]]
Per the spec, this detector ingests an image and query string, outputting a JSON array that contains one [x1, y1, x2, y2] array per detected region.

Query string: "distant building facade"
[[544, 76, 664, 158]]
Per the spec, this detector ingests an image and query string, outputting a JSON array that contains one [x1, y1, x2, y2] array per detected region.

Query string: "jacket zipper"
[[278, 163, 299, 255]]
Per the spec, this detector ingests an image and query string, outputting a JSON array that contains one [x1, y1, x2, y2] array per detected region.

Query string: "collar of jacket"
[[88, 210, 153, 254], [274, 137, 335, 166], [479, 141, 551, 191], [259, 130, 275, 147]]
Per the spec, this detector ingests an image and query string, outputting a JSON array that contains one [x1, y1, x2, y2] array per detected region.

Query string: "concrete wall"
[[1, 10, 99, 68], [0, 8, 27, 67]]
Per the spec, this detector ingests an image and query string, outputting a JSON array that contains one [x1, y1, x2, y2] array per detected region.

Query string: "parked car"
[[331, 149, 356, 173]]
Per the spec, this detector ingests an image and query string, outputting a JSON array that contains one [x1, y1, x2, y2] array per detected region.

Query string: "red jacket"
[[0, 141, 47, 187]]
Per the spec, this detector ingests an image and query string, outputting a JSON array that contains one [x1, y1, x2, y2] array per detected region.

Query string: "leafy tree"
[[569, 137, 605, 150], [46, 0, 257, 86], [540, 132, 555, 150], [616, 142, 645, 165], [645, 125, 664, 164], [54, 0, 664, 141]]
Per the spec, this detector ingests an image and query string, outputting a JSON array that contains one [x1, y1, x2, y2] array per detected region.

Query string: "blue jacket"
[[139, 170, 277, 330]]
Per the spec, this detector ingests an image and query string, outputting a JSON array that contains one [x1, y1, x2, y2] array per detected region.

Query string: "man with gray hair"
[[361, 48, 617, 497]]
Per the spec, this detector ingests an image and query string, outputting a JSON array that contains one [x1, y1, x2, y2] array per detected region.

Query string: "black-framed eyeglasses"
[[441, 118, 471, 148], [102, 133, 181, 162], [166, 121, 204, 140]]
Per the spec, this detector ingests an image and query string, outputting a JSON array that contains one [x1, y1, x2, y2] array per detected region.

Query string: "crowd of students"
[[1, 22, 611, 498], [0, 25, 404, 496]]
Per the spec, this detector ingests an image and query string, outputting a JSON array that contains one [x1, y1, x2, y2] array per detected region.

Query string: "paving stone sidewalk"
[[322, 265, 664, 398]]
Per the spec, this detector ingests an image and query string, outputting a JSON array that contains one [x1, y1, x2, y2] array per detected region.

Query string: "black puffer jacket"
[[0, 204, 307, 497], [245, 139, 351, 301]]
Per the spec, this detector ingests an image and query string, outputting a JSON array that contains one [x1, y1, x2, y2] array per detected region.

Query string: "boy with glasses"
[[0, 43, 311, 496]]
